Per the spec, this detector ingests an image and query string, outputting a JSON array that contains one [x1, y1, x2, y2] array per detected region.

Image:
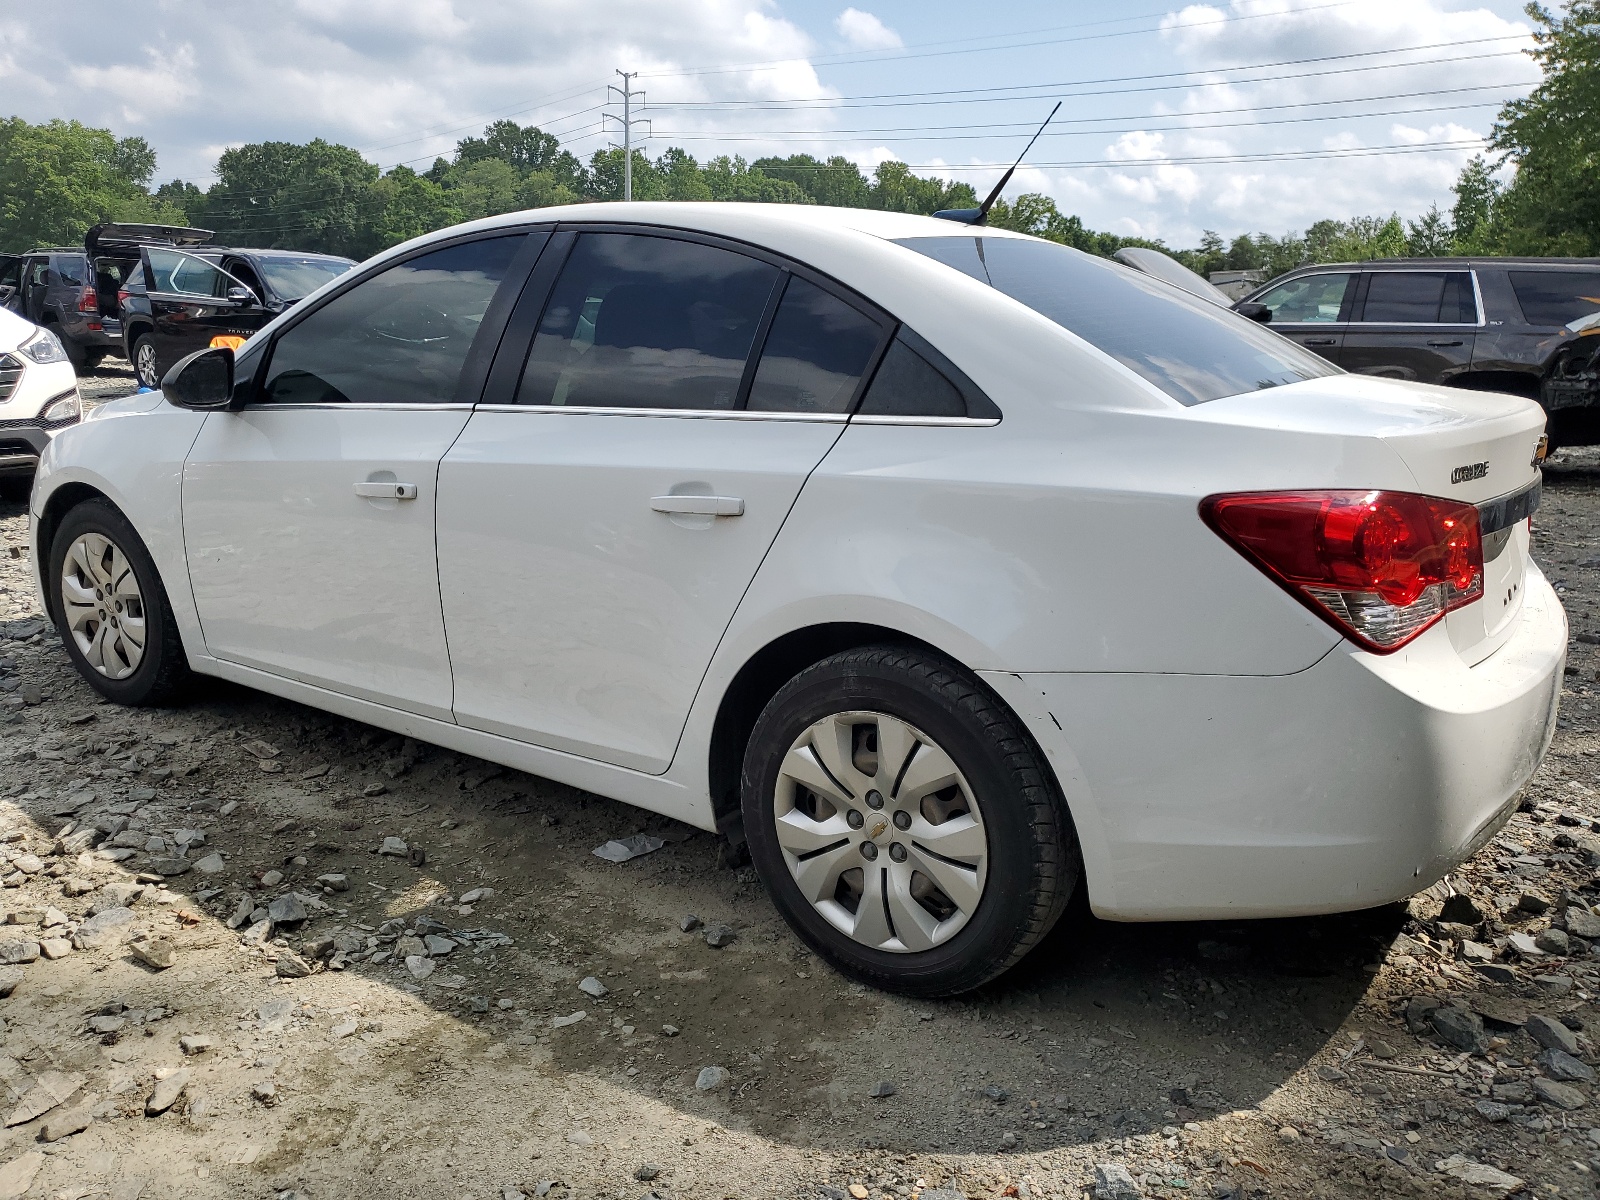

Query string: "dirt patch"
[[0, 450, 1588, 1197]]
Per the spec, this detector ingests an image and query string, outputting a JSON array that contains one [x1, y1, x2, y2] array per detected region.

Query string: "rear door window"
[[747, 276, 883, 413], [1252, 273, 1353, 323], [1509, 270, 1600, 326], [897, 235, 1339, 407], [1359, 271, 1477, 323], [52, 256, 85, 287], [518, 233, 779, 410]]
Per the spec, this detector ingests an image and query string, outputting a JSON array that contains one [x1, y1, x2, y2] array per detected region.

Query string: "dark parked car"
[[1242, 257, 1600, 447], [87, 224, 355, 388], [0, 248, 121, 369]]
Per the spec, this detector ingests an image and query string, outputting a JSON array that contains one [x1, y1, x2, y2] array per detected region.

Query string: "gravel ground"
[[0, 402, 1586, 1198]]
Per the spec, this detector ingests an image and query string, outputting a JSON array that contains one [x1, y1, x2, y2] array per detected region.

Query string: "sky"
[[0, 0, 1546, 248]]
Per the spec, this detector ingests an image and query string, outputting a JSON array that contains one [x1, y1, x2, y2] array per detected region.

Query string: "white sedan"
[[30, 204, 1563, 995]]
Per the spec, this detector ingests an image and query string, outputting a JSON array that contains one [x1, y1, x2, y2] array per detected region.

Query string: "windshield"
[[895, 235, 1340, 406], [256, 257, 354, 301]]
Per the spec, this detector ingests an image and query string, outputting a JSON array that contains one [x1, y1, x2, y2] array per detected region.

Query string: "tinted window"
[[146, 248, 235, 298], [261, 236, 521, 406], [1510, 270, 1600, 326], [897, 236, 1339, 406], [1253, 273, 1352, 323], [52, 256, 85, 287], [857, 338, 966, 418], [256, 256, 354, 301], [1361, 271, 1475, 323], [518, 233, 779, 410], [748, 277, 882, 413]]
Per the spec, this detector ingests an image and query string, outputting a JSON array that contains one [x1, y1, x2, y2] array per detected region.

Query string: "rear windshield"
[[1509, 270, 1600, 327], [256, 257, 354, 301], [895, 235, 1340, 406]]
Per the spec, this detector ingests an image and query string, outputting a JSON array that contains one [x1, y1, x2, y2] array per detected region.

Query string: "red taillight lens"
[[1201, 489, 1484, 653], [77, 286, 97, 313]]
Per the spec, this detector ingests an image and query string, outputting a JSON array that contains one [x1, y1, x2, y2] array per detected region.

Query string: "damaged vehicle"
[[29, 205, 1564, 995], [87, 224, 354, 388], [1244, 257, 1600, 448]]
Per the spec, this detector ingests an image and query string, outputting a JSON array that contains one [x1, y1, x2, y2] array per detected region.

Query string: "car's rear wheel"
[[131, 334, 160, 389], [741, 645, 1079, 996], [49, 499, 191, 705]]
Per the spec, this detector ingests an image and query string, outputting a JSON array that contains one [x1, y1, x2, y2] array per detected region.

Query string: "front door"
[[438, 230, 889, 772], [1252, 270, 1356, 364], [183, 234, 527, 719], [139, 247, 270, 381], [1339, 269, 1479, 384]]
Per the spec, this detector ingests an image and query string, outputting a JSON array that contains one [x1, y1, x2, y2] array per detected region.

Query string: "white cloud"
[[834, 8, 902, 51]]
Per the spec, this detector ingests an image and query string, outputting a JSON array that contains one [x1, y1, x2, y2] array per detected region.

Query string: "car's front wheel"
[[131, 334, 160, 389], [742, 645, 1079, 996], [49, 498, 191, 705]]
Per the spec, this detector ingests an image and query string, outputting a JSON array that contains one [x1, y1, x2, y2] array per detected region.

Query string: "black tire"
[[48, 498, 192, 706], [741, 645, 1079, 997], [131, 333, 160, 389]]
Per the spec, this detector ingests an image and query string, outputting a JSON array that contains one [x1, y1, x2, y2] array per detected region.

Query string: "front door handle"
[[355, 481, 418, 500], [1427, 339, 1464, 347], [1302, 337, 1338, 347], [651, 495, 744, 517]]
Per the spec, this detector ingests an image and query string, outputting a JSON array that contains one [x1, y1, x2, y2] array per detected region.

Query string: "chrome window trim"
[[1345, 267, 1486, 328], [235, 402, 477, 413], [1252, 269, 1356, 325], [850, 414, 1000, 427], [471, 403, 849, 423]]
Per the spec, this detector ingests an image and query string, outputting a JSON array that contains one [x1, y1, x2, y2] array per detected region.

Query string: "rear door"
[[437, 228, 890, 772], [139, 248, 268, 380], [1340, 269, 1479, 383], [1251, 270, 1356, 362]]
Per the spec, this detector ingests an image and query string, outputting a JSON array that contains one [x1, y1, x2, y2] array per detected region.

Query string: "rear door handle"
[[651, 495, 744, 517], [1427, 339, 1464, 347], [355, 481, 418, 500], [1302, 338, 1338, 347]]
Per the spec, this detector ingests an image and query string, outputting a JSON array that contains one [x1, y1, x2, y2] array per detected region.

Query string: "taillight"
[[77, 286, 96, 313], [1201, 489, 1484, 654], [116, 289, 130, 307]]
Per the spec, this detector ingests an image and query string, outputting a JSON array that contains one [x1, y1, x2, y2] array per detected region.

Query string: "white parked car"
[[0, 308, 81, 500], [30, 204, 1563, 995]]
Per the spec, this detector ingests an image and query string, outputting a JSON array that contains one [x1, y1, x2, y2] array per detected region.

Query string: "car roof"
[[218, 248, 356, 262]]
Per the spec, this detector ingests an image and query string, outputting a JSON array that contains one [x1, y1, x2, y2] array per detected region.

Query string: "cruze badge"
[[1451, 462, 1489, 484]]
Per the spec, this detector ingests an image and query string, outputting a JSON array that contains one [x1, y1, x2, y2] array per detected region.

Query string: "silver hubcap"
[[773, 710, 988, 953], [136, 343, 156, 384], [60, 533, 146, 680]]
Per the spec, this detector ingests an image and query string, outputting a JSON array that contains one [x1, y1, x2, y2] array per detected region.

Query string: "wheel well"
[[35, 482, 109, 621], [1447, 370, 1540, 400], [706, 622, 953, 832]]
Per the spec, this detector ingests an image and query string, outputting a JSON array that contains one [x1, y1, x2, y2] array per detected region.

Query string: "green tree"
[[751, 155, 871, 207], [866, 161, 976, 214], [1406, 204, 1454, 256], [1488, 1, 1600, 253], [1450, 155, 1502, 251], [454, 120, 586, 192], [364, 167, 461, 253], [197, 139, 380, 257], [0, 118, 174, 251], [700, 156, 809, 203]]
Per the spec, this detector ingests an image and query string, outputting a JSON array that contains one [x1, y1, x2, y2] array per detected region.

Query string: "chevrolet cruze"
[[29, 204, 1564, 995]]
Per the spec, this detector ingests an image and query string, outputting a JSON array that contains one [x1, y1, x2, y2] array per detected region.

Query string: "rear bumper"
[[983, 564, 1566, 920]]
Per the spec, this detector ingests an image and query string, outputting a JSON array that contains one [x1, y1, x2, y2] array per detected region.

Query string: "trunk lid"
[[1196, 375, 1548, 665]]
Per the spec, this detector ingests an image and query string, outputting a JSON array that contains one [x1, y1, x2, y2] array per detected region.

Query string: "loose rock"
[[1092, 1163, 1141, 1199], [695, 1065, 729, 1091], [578, 976, 607, 998], [145, 1069, 190, 1115]]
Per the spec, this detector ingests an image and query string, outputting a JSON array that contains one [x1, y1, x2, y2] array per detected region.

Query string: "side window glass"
[[28, 261, 48, 287], [1508, 271, 1600, 326], [146, 249, 229, 298], [1254, 273, 1351, 323], [517, 233, 779, 410], [1361, 272, 1464, 323], [747, 277, 882, 413], [54, 258, 85, 287], [856, 337, 967, 418], [260, 236, 522, 406], [226, 260, 265, 303]]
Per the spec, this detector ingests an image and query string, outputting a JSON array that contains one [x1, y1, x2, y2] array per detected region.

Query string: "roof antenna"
[[934, 101, 1061, 225]]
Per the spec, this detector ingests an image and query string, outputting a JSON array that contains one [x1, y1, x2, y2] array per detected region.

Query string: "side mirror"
[[226, 285, 258, 306], [1233, 301, 1272, 324], [161, 347, 234, 410]]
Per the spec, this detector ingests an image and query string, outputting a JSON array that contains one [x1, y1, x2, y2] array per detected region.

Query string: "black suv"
[[87, 225, 355, 388], [0, 248, 120, 369], [1243, 258, 1600, 447]]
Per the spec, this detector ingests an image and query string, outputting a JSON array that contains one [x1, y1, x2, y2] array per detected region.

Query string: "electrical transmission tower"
[[605, 70, 651, 201]]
